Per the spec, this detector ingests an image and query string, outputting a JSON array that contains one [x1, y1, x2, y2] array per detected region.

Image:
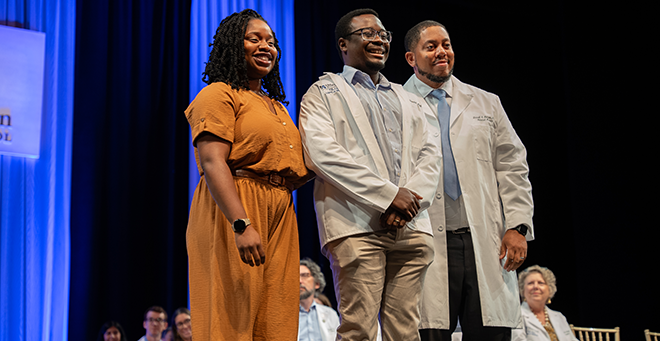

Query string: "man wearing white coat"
[[402, 20, 534, 341], [298, 259, 340, 341], [299, 8, 441, 341]]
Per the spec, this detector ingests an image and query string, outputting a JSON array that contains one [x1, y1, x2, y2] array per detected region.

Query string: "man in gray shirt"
[[299, 8, 441, 341]]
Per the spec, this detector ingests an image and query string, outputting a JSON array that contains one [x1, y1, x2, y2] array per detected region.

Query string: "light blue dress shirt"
[[299, 301, 323, 341], [409, 75, 468, 230], [340, 65, 403, 185]]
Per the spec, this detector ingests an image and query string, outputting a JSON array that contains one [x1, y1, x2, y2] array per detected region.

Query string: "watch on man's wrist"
[[231, 218, 251, 233], [511, 224, 528, 237]]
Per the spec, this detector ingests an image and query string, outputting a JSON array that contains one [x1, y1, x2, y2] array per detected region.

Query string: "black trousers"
[[420, 230, 511, 341]]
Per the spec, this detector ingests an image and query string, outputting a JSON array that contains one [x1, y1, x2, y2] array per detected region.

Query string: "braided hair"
[[202, 9, 287, 104]]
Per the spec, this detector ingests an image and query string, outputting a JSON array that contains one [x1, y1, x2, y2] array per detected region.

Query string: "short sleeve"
[[185, 82, 240, 146]]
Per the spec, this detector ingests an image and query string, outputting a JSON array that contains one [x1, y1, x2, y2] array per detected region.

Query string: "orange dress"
[[185, 82, 310, 341]]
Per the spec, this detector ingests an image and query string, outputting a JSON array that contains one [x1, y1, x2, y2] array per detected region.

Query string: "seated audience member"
[[139, 306, 169, 341], [513, 265, 578, 341], [299, 258, 340, 341], [96, 321, 128, 341], [162, 327, 173, 341], [314, 293, 332, 308], [171, 307, 193, 341]]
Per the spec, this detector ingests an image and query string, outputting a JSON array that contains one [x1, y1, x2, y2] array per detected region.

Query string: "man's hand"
[[389, 188, 423, 220], [235, 225, 266, 267], [380, 208, 409, 229], [499, 229, 527, 272]]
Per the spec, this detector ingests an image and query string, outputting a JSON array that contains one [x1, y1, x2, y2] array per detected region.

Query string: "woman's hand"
[[197, 133, 266, 266], [235, 225, 266, 267]]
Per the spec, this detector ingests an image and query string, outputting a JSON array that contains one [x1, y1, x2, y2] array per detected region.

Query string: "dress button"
[[438, 226, 444, 232], [282, 122, 287, 126], [436, 193, 442, 199], [289, 145, 293, 149], [200, 118, 205, 122]]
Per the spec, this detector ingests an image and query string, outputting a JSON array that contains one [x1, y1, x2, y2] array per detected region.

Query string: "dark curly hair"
[[202, 9, 287, 104]]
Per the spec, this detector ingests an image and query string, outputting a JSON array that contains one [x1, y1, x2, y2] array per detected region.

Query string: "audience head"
[[162, 327, 174, 341], [518, 265, 558, 304], [143, 305, 168, 339], [202, 9, 286, 103], [96, 321, 128, 341], [171, 307, 193, 341], [300, 258, 326, 300]]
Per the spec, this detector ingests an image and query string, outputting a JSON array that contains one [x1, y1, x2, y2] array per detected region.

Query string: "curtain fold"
[[0, 0, 75, 340]]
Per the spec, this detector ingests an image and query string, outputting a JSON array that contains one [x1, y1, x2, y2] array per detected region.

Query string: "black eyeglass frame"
[[344, 27, 393, 43]]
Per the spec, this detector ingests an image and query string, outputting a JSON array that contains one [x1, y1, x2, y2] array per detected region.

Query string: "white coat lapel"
[[326, 72, 389, 177], [449, 76, 473, 127]]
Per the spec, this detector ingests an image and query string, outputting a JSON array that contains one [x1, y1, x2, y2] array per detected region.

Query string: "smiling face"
[[103, 326, 121, 341], [405, 25, 454, 88], [174, 313, 192, 341], [338, 14, 389, 78], [244, 18, 278, 81], [523, 272, 550, 307]]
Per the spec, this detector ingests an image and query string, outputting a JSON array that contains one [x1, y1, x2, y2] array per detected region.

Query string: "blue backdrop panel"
[[0, 0, 75, 340], [188, 0, 295, 206]]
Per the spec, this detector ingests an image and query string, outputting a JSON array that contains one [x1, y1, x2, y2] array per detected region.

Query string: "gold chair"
[[570, 325, 620, 341], [646, 329, 660, 341]]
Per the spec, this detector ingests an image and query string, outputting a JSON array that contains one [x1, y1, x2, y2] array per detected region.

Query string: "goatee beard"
[[300, 288, 314, 300], [419, 66, 453, 85]]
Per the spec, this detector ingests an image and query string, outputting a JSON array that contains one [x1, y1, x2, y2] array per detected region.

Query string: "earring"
[[547, 298, 551, 304]]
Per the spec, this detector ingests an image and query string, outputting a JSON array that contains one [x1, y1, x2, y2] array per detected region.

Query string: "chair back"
[[646, 329, 660, 341], [570, 325, 620, 341]]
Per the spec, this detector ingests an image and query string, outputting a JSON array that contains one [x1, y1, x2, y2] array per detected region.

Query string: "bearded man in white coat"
[[298, 259, 340, 341], [402, 20, 535, 341], [299, 8, 441, 341]]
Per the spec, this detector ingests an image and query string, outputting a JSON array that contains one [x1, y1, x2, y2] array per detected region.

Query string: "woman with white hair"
[[513, 265, 578, 341]]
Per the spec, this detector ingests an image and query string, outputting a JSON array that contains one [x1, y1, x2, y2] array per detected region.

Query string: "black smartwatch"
[[511, 224, 528, 237], [231, 218, 251, 233]]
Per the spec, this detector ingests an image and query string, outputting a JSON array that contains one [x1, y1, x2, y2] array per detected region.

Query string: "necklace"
[[543, 306, 551, 327]]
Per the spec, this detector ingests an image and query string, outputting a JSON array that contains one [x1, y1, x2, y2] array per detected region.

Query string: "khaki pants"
[[324, 228, 434, 341]]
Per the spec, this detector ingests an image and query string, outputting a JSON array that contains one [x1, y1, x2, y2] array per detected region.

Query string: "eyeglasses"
[[176, 318, 191, 328], [346, 27, 392, 43], [145, 318, 166, 324]]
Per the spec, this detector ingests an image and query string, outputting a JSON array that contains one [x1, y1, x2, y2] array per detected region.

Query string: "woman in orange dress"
[[185, 9, 311, 341]]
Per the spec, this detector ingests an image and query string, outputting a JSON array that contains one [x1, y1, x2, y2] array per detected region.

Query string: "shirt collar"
[[412, 74, 453, 100], [299, 300, 318, 313], [341, 65, 391, 89]]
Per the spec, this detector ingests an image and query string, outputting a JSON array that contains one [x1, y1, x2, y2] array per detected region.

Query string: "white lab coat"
[[512, 302, 578, 341], [403, 75, 534, 329], [299, 73, 441, 248]]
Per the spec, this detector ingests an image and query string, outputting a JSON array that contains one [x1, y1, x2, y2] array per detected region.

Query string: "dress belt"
[[234, 169, 294, 192], [449, 227, 471, 234]]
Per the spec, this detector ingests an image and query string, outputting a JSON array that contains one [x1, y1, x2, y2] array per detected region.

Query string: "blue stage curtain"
[[0, 0, 75, 340], [188, 0, 295, 205]]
